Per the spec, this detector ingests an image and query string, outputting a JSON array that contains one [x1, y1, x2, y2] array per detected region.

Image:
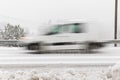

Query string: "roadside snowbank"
[[107, 62, 120, 80], [0, 67, 111, 80]]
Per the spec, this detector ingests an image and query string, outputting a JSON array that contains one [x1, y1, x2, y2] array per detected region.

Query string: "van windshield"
[[45, 25, 61, 35], [51, 25, 61, 33]]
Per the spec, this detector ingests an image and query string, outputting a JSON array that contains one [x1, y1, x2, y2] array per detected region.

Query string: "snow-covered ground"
[[0, 46, 120, 80], [0, 65, 111, 80]]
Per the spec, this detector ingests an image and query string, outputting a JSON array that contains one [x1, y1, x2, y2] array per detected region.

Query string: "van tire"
[[27, 42, 39, 50], [87, 42, 105, 50]]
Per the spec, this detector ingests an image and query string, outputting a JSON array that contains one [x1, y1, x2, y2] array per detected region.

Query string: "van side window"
[[71, 23, 82, 33]]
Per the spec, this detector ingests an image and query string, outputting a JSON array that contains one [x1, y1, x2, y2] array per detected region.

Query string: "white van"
[[22, 22, 108, 52]]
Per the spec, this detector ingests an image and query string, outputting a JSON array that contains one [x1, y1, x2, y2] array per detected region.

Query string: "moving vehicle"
[[22, 22, 119, 52]]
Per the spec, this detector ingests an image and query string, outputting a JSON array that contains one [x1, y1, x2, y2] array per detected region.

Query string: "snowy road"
[[0, 47, 118, 80], [0, 46, 120, 65]]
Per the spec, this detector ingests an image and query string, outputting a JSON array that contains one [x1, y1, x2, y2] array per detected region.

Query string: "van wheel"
[[27, 43, 39, 50], [82, 42, 105, 53], [87, 42, 104, 49]]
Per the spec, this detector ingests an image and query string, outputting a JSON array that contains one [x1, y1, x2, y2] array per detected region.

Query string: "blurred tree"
[[0, 24, 25, 40]]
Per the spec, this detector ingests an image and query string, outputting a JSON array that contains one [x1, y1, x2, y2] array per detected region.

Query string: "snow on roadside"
[[0, 66, 111, 80], [107, 62, 120, 80]]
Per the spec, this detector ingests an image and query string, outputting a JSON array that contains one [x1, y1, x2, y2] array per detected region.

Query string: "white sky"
[[0, 0, 118, 38], [0, 0, 114, 22]]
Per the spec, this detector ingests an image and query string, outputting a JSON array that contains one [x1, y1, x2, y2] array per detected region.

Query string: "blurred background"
[[0, 0, 118, 39]]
